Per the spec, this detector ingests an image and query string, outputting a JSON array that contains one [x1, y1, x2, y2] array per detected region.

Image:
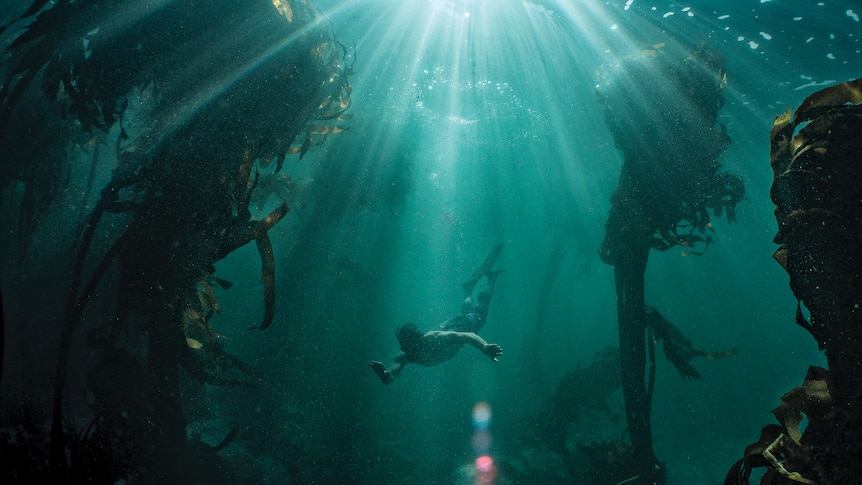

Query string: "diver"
[[369, 325, 503, 384], [369, 243, 505, 384]]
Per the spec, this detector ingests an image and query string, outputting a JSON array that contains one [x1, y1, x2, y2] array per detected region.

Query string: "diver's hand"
[[483, 344, 503, 362]]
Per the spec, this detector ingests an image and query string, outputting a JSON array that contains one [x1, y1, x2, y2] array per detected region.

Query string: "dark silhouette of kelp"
[[0, 0, 352, 482], [725, 77, 862, 485], [522, 316, 735, 482], [595, 44, 744, 484], [526, 347, 622, 454]]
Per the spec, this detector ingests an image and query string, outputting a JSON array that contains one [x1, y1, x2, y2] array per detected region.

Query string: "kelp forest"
[[1, 0, 353, 481], [0, 0, 860, 484]]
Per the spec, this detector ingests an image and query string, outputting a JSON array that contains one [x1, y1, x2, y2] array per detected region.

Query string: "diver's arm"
[[434, 331, 503, 361]]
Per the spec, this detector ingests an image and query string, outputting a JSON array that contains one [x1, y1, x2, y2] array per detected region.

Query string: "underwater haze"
[[1, 0, 859, 483]]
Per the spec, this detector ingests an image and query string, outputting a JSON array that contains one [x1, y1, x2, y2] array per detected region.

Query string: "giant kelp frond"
[[181, 275, 262, 386], [645, 306, 738, 379], [0, 0, 354, 477], [283, 39, 355, 164], [725, 367, 832, 485], [596, 45, 744, 264], [726, 77, 862, 485], [524, 347, 622, 455], [769, 77, 862, 347], [595, 45, 743, 483]]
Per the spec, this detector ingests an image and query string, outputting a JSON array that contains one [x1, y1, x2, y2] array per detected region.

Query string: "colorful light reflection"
[[475, 454, 493, 472], [471, 401, 492, 429], [471, 401, 496, 484], [474, 454, 497, 484]]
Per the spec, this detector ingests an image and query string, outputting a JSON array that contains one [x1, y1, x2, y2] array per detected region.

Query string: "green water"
[[1, 0, 858, 483]]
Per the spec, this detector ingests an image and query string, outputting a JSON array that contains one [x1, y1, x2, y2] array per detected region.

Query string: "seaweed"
[[1, 0, 353, 481], [595, 44, 744, 483], [524, 347, 623, 455], [519, 336, 732, 485], [725, 367, 831, 485], [645, 306, 738, 380], [726, 77, 862, 485]]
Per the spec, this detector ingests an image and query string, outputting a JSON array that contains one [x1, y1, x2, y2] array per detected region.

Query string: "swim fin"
[[463, 243, 504, 294]]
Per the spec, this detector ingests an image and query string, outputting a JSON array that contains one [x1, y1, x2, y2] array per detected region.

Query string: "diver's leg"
[[462, 279, 479, 297], [477, 270, 504, 311], [460, 296, 474, 315], [471, 270, 504, 333], [463, 243, 505, 295], [486, 269, 504, 288]]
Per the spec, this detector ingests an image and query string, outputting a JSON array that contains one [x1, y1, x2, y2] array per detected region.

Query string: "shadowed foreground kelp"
[[725, 77, 862, 485], [0, 0, 352, 482]]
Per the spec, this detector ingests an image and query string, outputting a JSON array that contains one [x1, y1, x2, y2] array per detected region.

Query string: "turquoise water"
[[0, 0, 858, 483]]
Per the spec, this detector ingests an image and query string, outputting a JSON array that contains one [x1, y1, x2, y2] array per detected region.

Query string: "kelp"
[[254, 233, 278, 330], [576, 440, 643, 485], [521, 342, 722, 485], [769, 76, 862, 404], [521, 347, 630, 483], [180, 272, 263, 385], [525, 347, 623, 456], [725, 367, 833, 485], [0, 91, 78, 262], [645, 306, 738, 380], [726, 78, 861, 484], [1, 0, 353, 480], [596, 45, 743, 264], [596, 44, 744, 483], [249, 166, 313, 219]]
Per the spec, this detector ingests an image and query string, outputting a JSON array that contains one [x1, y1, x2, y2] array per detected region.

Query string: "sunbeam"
[[1, 0, 859, 482]]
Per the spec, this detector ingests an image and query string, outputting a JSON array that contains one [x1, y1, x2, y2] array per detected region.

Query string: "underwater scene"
[[1, 0, 860, 483]]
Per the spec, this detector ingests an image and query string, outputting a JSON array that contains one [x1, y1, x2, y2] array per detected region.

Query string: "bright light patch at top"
[[426, 0, 474, 19]]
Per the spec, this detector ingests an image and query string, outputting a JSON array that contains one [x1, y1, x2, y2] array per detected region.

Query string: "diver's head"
[[396, 323, 423, 352]]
